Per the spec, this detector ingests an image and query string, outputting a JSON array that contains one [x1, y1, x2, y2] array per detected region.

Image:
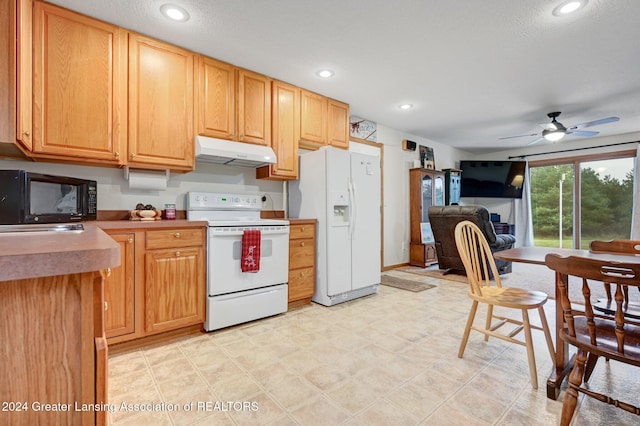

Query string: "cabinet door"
[[129, 33, 194, 169], [328, 99, 349, 149], [257, 80, 299, 180], [32, 2, 126, 162], [1, 0, 32, 150], [104, 233, 135, 338], [421, 174, 433, 222], [434, 174, 445, 206], [145, 246, 205, 333], [236, 68, 270, 146], [196, 56, 235, 139], [300, 90, 327, 147]]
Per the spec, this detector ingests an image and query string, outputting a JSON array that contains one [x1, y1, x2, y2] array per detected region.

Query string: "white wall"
[[0, 158, 285, 212], [375, 125, 470, 267]]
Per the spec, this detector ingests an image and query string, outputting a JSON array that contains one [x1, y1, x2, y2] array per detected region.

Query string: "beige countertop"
[[0, 223, 121, 282]]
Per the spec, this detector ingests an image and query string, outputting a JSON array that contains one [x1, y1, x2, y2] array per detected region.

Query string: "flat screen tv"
[[459, 160, 526, 199]]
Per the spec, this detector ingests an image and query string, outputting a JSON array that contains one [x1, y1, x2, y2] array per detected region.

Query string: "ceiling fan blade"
[[569, 116, 620, 130], [498, 133, 539, 140], [527, 137, 545, 146], [538, 122, 557, 130], [566, 130, 599, 137]]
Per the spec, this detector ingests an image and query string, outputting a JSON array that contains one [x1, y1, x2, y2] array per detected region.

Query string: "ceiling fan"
[[499, 112, 620, 146]]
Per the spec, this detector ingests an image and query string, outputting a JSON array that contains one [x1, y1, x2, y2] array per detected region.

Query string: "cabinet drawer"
[[288, 266, 315, 301], [289, 224, 315, 240], [289, 238, 314, 269], [146, 228, 205, 249]]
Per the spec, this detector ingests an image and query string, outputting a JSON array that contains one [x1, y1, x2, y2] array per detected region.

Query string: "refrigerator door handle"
[[349, 179, 357, 240]]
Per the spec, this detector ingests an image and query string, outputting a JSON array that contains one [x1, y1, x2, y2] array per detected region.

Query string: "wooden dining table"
[[494, 246, 640, 400]]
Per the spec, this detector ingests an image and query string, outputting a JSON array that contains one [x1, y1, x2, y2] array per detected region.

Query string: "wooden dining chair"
[[590, 239, 640, 309], [454, 221, 555, 389], [545, 253, 640, 426]]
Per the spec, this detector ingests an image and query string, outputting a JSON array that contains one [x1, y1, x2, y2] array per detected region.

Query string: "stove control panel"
[[186, 192, 261, 210]]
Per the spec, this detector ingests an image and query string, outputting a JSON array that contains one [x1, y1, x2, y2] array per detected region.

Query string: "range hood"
[[195, 136, 277, 168]]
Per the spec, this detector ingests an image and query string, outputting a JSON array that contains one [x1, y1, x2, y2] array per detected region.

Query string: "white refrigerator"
[[289, 146, 381, 306]]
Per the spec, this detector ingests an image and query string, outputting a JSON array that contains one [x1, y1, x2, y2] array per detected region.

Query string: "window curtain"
[[514, 162, 534, 247], [631, 146, 640, 239]]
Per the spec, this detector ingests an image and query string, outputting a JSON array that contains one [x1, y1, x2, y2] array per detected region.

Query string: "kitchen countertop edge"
[[94, 219, 209, 230], [0, 224, 121, 282]]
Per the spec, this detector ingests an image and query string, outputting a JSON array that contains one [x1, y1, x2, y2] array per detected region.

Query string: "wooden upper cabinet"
[[236, 68, 271, 146], [32, 1, 126, 163], [300, 89, 327, 148], [195, 56, 235, 139], [328, 99, 349, 149], [257, 80, 299, 180], [1, 0, 32, 152], [128, 33, 194, 170]]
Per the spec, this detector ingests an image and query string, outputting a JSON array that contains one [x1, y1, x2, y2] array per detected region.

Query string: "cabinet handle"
[[127, 238, 133, 244], [300, 271, 305, 277], [130, 153, 136, 158], [301, 226, 305, 232], [105, 268, 112, 277], [23, 131, 30, 137], [300, 241, 305, 247], [175, 251, 181, 257], [114, 151, 120, 157], [174, 232, 181, 238], [104, 301, 108, 311]]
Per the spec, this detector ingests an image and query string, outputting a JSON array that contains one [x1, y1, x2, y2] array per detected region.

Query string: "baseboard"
[[382, 262, 410, 271]]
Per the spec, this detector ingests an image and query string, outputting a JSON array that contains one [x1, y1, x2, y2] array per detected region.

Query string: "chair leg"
[[484, 304, 494, 342], [458, 301, 479, 358], [522, 309, 538, 389], [537, 306, 556, 365], [584, 353, 599, 382], [560, 348, 588, 426]]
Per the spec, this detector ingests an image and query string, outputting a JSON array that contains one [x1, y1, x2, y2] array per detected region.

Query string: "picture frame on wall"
[[419, 145, 435, 169]]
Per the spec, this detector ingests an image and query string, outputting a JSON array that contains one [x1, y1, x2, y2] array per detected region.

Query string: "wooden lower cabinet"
[[104, 232, 135, 339], [102, 226, 206, 345], [288, 220, 316, 308], [145, 246, 205, 333], [0, 271, 107, 425]]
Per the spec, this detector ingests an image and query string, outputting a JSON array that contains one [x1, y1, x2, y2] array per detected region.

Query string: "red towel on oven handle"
[[241, 229, 261, 272]]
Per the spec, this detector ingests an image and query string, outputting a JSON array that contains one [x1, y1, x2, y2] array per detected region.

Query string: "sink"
[[0, 223, 85, 234]]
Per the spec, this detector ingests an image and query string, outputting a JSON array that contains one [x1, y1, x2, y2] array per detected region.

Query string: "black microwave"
[[0, 170, 97, 225]]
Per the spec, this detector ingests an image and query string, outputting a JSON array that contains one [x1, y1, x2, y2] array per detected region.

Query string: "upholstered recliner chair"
[[427, 205, 516, 274]]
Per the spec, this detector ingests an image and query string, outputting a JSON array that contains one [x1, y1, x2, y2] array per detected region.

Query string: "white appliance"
[[289, 146, 381, 306], [186, 192, 290, 331], [195, 136, 277, 168]]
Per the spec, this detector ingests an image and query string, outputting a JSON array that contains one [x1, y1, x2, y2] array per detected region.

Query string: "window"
[[529, 150, 635, 249]]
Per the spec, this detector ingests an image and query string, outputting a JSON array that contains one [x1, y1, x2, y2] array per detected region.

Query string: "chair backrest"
[[454, 221, 503, 296], [545, 253, 640, 364], [590, 239, 640, 255]]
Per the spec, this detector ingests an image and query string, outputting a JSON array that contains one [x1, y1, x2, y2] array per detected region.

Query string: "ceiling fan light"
[[543, 129, 566, 142]]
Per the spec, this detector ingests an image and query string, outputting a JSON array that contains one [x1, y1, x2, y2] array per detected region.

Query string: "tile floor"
[[107, 268, 639, 425]]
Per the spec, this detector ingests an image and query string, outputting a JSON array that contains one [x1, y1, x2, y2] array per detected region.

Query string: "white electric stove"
[[186, 192, 290, 331]]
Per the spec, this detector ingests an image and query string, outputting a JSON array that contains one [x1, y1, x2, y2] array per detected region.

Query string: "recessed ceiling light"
[[398, 104, 414, 110], [160, 4, 190, 22], [316, 69, 335, 79], [553, 0, 587, 16]]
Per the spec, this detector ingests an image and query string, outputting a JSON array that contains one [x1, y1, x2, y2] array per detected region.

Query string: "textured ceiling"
[[46, 0, 640, 153]]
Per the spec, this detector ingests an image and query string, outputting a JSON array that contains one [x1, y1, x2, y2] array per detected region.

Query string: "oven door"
[[208, 225, 290, 295]]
